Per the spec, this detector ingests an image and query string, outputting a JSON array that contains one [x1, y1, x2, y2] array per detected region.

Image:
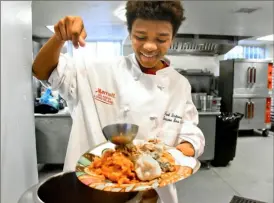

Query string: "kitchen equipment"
[[200, 95, 207, 111], [207, 95, 213, 111], [212, 97, 222, 111], [123, 34, 249, 57], [191, 93, 207, 110], [18, 172, 138, 203], [35, 113, 72, 164], [218, 59, 272, 134], [197, 111, 221, 168], [75, 140, 201, 192], [178, 70, 215, 94], [102, 123, 139, 145]]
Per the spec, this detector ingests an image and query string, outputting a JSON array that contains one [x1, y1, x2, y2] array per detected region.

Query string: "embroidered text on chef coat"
[[94, 88, 116, 105]]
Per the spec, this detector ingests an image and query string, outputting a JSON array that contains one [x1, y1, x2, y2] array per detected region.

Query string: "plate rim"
[[75, 140, 201, 192]]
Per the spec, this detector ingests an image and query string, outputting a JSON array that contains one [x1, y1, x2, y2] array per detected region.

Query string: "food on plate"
[[86, 140, 185, 184], [138, 141, 176, 173], [135, 155, 162, 181], [111, 135, 132, 145], [86, 150, 139, 184]]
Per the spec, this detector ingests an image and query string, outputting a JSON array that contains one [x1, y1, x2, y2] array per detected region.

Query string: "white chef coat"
[[48, 52, 205, 203]]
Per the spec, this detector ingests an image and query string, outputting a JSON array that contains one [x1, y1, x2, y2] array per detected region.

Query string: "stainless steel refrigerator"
[[218, 59, 273, 136]]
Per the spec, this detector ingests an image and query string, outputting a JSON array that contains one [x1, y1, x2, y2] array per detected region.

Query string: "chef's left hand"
[[176, 142, 195, 157]]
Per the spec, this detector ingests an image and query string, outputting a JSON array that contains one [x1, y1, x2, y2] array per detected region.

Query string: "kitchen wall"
[[265, 44, 274, 60], [166, 55, 220, 76], [32, 37, 72, 99], [33, 37, 69, 56]]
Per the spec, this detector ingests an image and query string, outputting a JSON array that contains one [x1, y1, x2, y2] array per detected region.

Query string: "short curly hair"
[[125, 1, 186, 37]]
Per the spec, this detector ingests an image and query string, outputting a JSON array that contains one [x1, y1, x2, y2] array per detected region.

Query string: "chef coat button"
[[134, 76, 139, 81], [157, 85, 165, 90], [150, 115, 157, 120]]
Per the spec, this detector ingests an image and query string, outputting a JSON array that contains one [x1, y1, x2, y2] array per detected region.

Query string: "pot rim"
[[33, 171, 74, 203]]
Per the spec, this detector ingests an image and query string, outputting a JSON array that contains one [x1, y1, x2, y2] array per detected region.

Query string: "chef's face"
[[130, 19, 173, 69]]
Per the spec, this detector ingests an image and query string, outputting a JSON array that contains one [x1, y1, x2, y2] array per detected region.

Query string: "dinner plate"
[[75, 140, 201, 192]]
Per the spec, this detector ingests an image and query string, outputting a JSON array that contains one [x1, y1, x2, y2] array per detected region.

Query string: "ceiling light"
[[46, 25, 55, 33], [114, 4, 126, 22], [257, 34, 274, 41]]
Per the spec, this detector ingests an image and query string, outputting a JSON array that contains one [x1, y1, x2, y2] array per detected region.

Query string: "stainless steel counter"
[[198, 111, 221, 116], [35, 111, 71, 117], [35, 110, 220, 164], [198, 112, 220, 163], [35, 110, 72, 164]]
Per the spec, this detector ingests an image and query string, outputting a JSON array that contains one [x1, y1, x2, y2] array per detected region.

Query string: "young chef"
[[33, 1, 205, 202]]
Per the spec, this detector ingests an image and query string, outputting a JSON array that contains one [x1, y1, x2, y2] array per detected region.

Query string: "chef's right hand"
[[54, 16, 87, 49]]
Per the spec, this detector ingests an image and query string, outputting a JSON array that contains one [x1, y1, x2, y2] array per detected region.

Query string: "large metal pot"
[[18, 172, 138, 203]]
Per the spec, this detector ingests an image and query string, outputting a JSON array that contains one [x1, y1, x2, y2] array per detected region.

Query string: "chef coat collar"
[[128, 53, 174, 80]]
